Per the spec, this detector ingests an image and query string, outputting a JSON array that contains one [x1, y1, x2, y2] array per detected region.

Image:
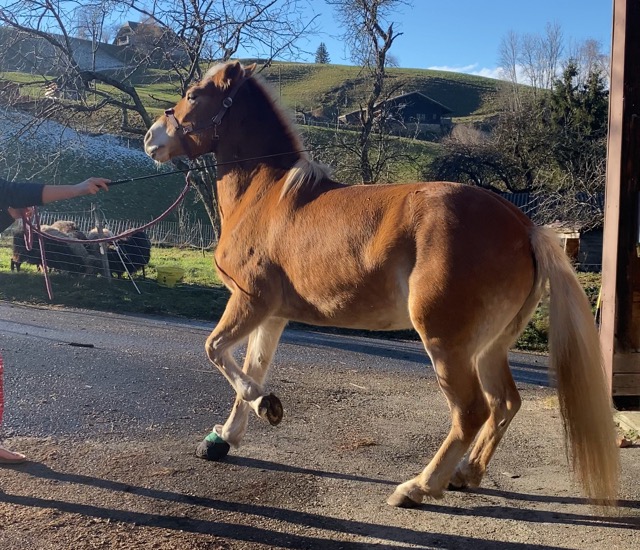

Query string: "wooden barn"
[[338, 91, 453, 134]]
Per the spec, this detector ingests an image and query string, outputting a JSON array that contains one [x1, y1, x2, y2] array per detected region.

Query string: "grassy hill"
[[2, 60, 503, 122], [257, 63, 502, 121], [127, 62, 503, 121]]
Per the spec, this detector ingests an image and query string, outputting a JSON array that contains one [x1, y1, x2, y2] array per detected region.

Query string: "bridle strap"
[[164, 76, 248, 159]]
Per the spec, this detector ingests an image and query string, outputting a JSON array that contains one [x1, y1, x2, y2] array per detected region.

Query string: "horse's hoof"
[[447, 482, 468, 491], [195, 432, 230, 461], [257, 393, 283, 426], [386, 491, 422, 508]]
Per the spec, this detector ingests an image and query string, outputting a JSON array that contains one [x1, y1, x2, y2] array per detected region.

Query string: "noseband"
[[164, 76, 247, 159]]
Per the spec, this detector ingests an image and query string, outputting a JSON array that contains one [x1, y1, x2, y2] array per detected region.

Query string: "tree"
[[499, 22, 564, 104], [327, 0, 410, 183], [533, 61, 608, 230], [0, 0, 316, 235], [545, 61, 608, 179], [428, 62, 608, 229], [315, 42, 330, 63]]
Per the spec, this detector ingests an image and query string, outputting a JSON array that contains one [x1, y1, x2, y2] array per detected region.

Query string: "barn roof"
[[339, 90, 453, 121]]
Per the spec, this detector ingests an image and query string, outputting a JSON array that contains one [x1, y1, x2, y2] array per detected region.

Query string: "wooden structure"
[[339, 91, 452, 130], [600, 0, 640, 403], [113, 21, 187, 67]]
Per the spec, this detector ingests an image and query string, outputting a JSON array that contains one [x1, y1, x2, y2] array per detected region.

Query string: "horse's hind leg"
[[387, 349, 489, 508], [449, 342, 521, 490], [211, 317, 287, 447]]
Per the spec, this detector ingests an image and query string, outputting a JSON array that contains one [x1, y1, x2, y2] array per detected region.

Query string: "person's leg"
[[0, 353, 26, 464]]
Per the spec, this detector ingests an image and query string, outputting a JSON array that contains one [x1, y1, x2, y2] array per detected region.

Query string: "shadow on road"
[[2, 460, 636, 549]]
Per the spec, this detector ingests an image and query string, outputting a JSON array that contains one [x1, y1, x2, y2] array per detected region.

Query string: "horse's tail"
[[530, 226, 619, 504]]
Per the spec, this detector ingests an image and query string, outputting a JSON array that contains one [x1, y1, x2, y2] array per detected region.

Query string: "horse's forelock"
[[204, 61, 245, 90], [204, 62, 228, 81]]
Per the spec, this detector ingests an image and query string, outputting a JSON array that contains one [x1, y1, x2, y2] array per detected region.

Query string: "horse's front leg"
[[196, 295, 285, 460], [215, 317, 287, 444]]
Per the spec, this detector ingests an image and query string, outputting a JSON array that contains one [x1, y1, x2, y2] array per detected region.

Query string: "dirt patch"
[[1, 380, 639, 549]]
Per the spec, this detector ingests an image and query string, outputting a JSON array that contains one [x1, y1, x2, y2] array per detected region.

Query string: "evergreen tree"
[[545, 61, 608, 178], [315, 42, 330, 64]]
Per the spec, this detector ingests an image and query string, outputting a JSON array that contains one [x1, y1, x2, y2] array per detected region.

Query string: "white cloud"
[[427, 63, 504, 80]]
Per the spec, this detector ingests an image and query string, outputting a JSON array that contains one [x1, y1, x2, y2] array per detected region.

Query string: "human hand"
[[75, 177, 110, 196], [7, 206, 34, 220]]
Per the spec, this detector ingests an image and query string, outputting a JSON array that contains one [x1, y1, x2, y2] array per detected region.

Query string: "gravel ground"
[[0, 301, 638, 549]]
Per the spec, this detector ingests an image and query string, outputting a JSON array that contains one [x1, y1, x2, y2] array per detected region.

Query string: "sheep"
[[87, 228, 151, 279], [11, 222, 151, 279], [11, 225, 97, 274]]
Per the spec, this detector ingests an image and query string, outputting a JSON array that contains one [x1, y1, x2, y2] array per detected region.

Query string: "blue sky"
[[301, 1, 613, 78]]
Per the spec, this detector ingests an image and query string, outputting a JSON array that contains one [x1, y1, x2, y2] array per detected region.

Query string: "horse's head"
[[144, 61, 256, 163]]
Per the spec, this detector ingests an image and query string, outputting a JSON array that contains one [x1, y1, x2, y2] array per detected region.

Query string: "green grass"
[[300, 125, 442, 183], [515, 271, 602, 352], [0, 240, 230, 321], [256, 63, 502, 119]]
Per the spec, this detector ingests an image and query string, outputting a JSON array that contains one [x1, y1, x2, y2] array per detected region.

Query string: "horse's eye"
[[187, 94, 197, 104]]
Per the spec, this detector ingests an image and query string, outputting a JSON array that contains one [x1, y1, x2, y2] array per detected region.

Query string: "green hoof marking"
[[196, 431, 231, 461], [205, 431, 226, 444]]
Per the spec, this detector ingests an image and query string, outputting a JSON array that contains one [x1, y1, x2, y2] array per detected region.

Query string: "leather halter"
[[164, 76, 247, 159]]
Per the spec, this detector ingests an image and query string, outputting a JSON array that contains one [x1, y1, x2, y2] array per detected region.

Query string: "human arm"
[[1, 177, 110, 232], [0, 177, 109, 208], [40, 177, 110, 204]]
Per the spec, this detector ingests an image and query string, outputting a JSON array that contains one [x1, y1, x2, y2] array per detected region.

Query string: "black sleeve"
[[0, 179, 46, 209], [0, 210, 14, 232]]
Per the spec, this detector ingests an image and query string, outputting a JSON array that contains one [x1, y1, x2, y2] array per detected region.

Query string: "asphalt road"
[[0, 301, 549, 439], [1, 301, 638, 550]]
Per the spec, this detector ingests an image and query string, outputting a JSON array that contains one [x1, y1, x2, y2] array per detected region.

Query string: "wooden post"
[[92, 203, 112, 282], [600, 0, 640, 404]]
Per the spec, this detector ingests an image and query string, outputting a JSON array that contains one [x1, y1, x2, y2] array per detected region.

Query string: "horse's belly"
[[284, 272, 413, 331]]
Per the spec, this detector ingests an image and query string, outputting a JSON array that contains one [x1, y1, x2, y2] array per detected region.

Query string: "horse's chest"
[[215, 237, 267, 285]]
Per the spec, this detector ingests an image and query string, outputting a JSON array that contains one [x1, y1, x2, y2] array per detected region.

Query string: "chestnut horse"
[[144, 61, 618, 507]]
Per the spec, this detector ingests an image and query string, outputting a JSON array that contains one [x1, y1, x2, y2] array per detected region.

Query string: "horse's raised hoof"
[[195, 432, 230, 461], [386, 491, 423, 508], [257, 393, 283, 426]]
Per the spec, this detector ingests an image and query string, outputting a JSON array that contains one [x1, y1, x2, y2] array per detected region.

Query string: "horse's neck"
[[213, 81, 303, 218], [214, 136, 300, 217]]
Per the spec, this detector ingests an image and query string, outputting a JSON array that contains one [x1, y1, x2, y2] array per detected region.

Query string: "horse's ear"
[[244, 63, 257, 78], [208, 61, 241, 89]]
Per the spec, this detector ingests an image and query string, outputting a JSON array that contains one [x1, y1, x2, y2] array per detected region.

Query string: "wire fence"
[[2, 211, 217, 250]]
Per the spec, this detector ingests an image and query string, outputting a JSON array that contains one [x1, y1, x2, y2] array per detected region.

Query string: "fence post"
[[92, 204, 111, 281]]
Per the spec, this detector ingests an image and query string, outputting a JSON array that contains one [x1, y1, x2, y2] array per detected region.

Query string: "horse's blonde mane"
[[281, 158, 332, 199], [206, 61, 331, 198]]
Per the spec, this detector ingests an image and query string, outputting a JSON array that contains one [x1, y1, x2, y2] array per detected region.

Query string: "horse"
[[143, 60, 618, 507]]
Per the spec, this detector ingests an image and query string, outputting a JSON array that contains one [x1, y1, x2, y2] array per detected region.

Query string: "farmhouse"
[[338, 91, 453, 135], [0, 27, 128, 75], [113, 21, 188, 67]]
